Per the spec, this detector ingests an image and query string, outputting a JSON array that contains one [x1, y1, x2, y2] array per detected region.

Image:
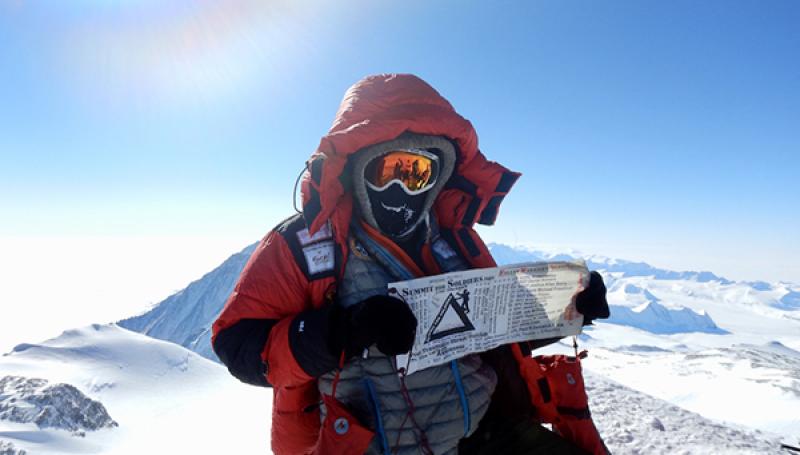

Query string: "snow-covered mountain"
[[0, 324, 270, 455], [490, 244, 800, 444], [0, 325, 786, 454], [118, 243, 257, 361], [120, 241, 798, 358], [605, 283, 725, 334], [488, 244, 734, 284], [10, 241, 795, 452]]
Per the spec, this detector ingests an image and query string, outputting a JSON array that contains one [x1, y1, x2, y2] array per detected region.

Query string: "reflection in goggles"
[[366, 151, 437, 192]]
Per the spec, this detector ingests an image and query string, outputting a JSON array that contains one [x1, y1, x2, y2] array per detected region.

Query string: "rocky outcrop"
[[0, 376, 117, 433], [0, 441, 26, 455]]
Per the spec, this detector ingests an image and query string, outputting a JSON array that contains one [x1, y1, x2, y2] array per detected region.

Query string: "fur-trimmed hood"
[[300, 74, 520, 267]]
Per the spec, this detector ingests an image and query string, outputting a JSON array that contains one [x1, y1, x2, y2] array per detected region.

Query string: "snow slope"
[[0, 324, 271, 455], [492, 244, 800, 444], [118, 243, 257, 361], [585, 371, 782, 454], [0, 325, 788, 454], [569, 324, 800, 446]]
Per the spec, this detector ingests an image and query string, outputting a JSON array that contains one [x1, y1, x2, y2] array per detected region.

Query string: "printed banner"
[[390, 261, 589, 374]]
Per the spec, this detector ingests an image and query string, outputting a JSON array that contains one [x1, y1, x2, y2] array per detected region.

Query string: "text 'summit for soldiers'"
[[390, 261, 589, 374]]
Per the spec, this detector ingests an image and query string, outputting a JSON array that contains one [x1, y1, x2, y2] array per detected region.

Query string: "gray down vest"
[[317, 231, 497, 455]]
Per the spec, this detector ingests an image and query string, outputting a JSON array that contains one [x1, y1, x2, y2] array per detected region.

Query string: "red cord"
[[393, 368, 434, 455], [331, 350, 346, 397]]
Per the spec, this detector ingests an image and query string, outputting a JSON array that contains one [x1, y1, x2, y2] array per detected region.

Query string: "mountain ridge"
[[118, 240, 797, 362], [118, 242, 257, 361]]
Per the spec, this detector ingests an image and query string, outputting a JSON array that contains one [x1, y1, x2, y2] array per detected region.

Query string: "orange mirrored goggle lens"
[[366, 151, 437, 191]]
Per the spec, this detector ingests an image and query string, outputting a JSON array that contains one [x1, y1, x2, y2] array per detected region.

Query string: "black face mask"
[[366, 181, 428, 238]]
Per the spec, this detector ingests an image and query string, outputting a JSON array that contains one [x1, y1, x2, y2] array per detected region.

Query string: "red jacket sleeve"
[[212, 226, 324, 388]]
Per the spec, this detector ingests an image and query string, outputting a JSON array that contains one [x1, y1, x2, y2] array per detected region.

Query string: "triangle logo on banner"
[[425, 292, 475, 343]]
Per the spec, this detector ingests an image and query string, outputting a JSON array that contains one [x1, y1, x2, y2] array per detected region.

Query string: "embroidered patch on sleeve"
[[303, 241, 335, 275], [349, 237, 372, 261], [296, 222, 332, 246]]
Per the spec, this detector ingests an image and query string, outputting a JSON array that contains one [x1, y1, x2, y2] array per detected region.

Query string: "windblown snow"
[[2, 242, 798, 453]]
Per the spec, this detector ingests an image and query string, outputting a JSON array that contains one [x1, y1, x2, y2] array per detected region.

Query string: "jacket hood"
[[300, 74, 520, 259]]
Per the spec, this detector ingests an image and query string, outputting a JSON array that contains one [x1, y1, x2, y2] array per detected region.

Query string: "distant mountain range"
[[487, 244, 733, 283], [118, 241, 798, 362], [4, 242, 798, 452]]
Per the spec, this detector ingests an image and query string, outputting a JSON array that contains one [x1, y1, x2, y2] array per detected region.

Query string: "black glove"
[[332, 295, 418, 357], [575, 271, 610, 324], [289, 295, 417, 377]]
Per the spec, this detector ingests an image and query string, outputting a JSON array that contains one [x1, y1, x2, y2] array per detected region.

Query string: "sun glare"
[[63, 0, 313, 106]]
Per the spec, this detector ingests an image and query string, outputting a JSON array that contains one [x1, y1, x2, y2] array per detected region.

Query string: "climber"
[[212, 74, 610, 454]]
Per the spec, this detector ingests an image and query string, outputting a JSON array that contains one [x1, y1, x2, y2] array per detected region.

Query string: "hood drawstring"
[[292, 163, 308, 214]]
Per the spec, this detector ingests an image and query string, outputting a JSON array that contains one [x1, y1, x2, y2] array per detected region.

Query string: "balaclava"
[[351, 132, 456, 239]]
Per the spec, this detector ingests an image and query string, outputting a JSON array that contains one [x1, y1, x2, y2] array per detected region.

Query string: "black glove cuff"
[[288, 306, 341, 377]]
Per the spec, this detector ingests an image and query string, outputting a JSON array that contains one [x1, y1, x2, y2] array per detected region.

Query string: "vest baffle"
[[318, 234, 497, 455]]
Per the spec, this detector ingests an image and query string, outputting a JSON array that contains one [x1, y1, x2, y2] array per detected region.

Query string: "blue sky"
[[0, 0, 798, 349]]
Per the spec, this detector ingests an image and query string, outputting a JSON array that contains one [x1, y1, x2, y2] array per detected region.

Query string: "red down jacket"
[[212, 74, 605, 454]]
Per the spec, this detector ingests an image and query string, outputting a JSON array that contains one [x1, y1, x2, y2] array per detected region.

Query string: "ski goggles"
[[364, 149, 440, 195]]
